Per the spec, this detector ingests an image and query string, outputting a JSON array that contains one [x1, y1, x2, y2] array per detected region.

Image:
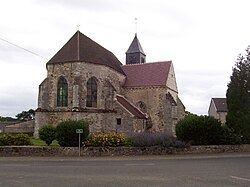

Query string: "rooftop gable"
[[47, 31, 125, 75], [122, 61, 172, 87], [212, 98, 228, 112], [116, 94, 147, 119]]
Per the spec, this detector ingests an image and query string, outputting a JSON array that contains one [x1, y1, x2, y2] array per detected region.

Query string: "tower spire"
[[125, 25, 146, 65]]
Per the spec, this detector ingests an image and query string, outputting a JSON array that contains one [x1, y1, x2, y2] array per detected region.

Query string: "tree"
[[226, 46, 250, 143], [175, 114, 223, 145], [0, 116, 16, 122], [39, 125, 56, 146], [56, 120, 89, 147], [16, 109, 35, 121], [0, 117, 7, 122]]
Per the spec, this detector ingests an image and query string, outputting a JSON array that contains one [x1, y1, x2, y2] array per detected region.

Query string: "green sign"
[[76, 129, 83, 134]]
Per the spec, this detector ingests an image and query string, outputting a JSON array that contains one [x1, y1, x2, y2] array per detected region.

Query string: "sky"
[[0, 0, 250, 117]]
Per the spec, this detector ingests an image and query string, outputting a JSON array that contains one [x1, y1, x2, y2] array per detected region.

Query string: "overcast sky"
[[0, 0, 249, 117]]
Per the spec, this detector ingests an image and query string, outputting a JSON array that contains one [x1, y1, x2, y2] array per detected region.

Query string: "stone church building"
[[34, 31, 185, 136]]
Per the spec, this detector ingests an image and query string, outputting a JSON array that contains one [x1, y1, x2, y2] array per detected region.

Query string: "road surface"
[[0, 153, 250, 187]]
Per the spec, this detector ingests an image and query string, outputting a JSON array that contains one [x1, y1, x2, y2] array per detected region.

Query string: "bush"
[[39, 124, 56, 146], [127, 132, 188, 148], [176, 114, 223, 145], [0, 134, 31, 146], [13, 134, 31, 145], [0, 134, 14, 145], [84, 132, 126, 147], [56, 120, 89, 147], [219, 126, 241, 145]]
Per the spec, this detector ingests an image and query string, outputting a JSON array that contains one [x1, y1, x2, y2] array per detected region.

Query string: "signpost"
[[76, 129, 83, 157]]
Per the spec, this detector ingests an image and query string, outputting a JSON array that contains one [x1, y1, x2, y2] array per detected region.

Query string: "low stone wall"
[[0, 144, 250, 157], [0, 120, 34, 136]]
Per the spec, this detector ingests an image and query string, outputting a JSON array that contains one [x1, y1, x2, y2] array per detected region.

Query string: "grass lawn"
[[31, 138, 59, 146]]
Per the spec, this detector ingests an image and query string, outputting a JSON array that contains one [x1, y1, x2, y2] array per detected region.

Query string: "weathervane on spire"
[[77, 24, 81, 31], [135, 18, 137, 35]]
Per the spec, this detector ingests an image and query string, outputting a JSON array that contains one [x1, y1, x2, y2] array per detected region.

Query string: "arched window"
[[57, 77, 68, 107], [86, 77, 97, 107]]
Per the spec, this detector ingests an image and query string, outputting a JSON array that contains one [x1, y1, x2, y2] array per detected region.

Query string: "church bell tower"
[[126, 34, 146, 64]]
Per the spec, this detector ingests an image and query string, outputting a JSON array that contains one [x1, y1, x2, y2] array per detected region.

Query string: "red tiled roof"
[[212, 98, 228, 112], [47, 31, 125, 75], [122, 61, 171, 87], [116, 95, 147, 119]]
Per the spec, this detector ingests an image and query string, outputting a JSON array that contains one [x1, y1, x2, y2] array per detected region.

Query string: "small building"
[[208, 98, 228, 123], [34, 31, 185, 136]]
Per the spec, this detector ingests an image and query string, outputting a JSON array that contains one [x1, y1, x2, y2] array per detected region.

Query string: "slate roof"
[[116, 94, 147, 119], [126, 34, 145, 55], [122, 61, 171, 87], [212, 98, 228, 112], [47, 31, 125, 75]]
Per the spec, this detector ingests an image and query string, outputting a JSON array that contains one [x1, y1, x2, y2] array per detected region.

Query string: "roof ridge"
[[122, 60, 172, 67], [116, 94, 147, 119]]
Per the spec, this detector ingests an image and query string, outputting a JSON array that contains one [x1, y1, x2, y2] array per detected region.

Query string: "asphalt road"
[[0, 154, 250, 187]]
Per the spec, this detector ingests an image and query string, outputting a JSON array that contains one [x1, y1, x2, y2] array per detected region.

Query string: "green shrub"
[[219, 126, 241, 145], [0, 134, 14, 145], [84, 132, 126, 147], [13, 134, 31, 145], [176, 114, 223, 145], [0, 134, 31, 146], [39, 124, 56, 146], [56, 120, 89, 147]]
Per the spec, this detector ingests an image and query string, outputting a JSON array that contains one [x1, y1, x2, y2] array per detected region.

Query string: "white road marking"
[[125, 163, 155, 166], [231, 176, 250, 182]]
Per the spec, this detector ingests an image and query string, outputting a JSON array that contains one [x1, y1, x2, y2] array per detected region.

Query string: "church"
[[34, 31, 185, 136]]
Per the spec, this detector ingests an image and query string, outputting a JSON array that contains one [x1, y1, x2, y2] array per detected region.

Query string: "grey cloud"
[[0, 89, 37, 117], [34, 0, 126, 12]]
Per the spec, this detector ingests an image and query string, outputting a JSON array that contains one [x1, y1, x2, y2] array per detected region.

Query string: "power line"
[[0, 36, 48, 60]]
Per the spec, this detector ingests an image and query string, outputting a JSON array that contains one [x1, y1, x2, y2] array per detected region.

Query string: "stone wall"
[[123, 87, 185, 135], [43, 61, 125, 110], [0, 144, 250, 157], [35, 111, 118, 137], [0, 120, 34, 136], [34, 101, 144, 137], [165, 62, 178, 99], [35, 61, 126, 136]]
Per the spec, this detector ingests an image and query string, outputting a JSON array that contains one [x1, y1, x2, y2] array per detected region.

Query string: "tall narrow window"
[[57, 77, 68, 107], [86, 77, 97, 107]]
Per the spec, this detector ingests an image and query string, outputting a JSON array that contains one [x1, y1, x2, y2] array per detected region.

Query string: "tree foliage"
[[16, 109, 35, 121], [175, 114, 223, 145], [0, 116, 17, 122], [226, 46, 250, 143], [56, 120, 89, 147], [39, 124, 56, 146], [0, 134, 31, 146]]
